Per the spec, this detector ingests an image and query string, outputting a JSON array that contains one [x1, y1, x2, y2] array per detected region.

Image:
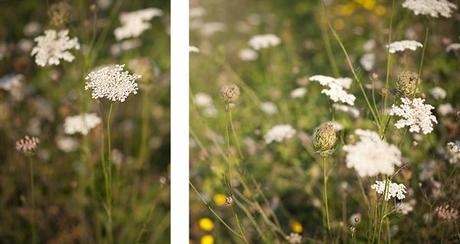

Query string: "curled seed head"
[[15, 136, 40, 154], [220, 84, 240, 105], [48, 1, 72, 28], [396, 71, 420, 97], [313, 122, 337, 154]]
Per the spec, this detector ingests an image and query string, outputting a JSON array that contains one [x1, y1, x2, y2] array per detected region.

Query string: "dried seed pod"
[[396, 71, 420, 97], [48, 1, 72, 28], [220, 84, 240, 110], [313, 122, 337, 154]]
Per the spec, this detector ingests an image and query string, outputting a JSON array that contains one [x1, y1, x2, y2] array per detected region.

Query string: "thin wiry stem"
[[418, 24, 430, 77], [104, 103, 114, 244], [28, 156, 37, 244], [383, 0, 396, 122], [190, 182, 245, 239], [322, 156, 331, 239]]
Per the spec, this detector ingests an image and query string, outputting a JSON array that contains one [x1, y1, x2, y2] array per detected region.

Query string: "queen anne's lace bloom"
[[344, 130, 402, 177], [114, 8, 163, 40], [446, 43, 460, 52], [402, 0, 457, 18], [248, 34, 281, 50], [387, 40, 423, 53], [264, 124, 296, 144], [389, 98, 437, 134], [31, 29, 80, 66], [371, 180, 407, 200], [85, 64, 140, 102], [64, 113, 101, 135], [309, 75, 356, 105]]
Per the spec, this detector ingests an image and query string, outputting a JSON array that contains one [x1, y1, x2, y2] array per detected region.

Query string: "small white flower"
[[189, 46, 200, 53], [264, 124, 296, 144], [310, 75, 355, 105], [360, 53, 375, 71], [446, 43, 460, 52], [260, 101, 278, 115], [248, 34, 281, 50], [344, 129, 402, 177], [56, 136, 78, 152], [64, 113, 101, 135], [438, 103, 454, 116], [291, 87, 307, 98], [286, 232, 302, 244], [447, 141, 460, 164], [114, 8, 163, 41], [430, 87, 447, 100], [402, 0, 457, 18], [31, 29, 80, 66], [396, 202, 414, 215], [333, 104, 360, 118], [194, 92, 213, 107], [387, 40, 423, 53], [85, 64, 140, 102], [371, 180, 407, 200], [389, 97, 437, 134], [238, 48, 258, 61], [200, 22, 226, 36], [110, 39, 141, 56], [0, 74, 23, 91]]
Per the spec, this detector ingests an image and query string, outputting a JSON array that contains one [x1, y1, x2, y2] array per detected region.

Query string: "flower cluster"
[[31, 29, 80, 66], [387, 40, 423, 53], [85, 64, 140, 102], [264, 124, 296, 144], [371, 180, 407, 201], [248, 34, 281, 50], [402, 0, 457, 18], [389, 98, 437, 134], [435, 205, 459, 221], [16, 136, 40, 154], [344, 130, 402, 177], [114, 8, 163, 40], [64, 113, 101, 135], [309, 75, 355, 105], [286, 233, 302, 244]]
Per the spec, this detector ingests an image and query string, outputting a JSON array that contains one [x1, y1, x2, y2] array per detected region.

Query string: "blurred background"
[[0, 0, 170, 243], [190, 0, 460, 243]]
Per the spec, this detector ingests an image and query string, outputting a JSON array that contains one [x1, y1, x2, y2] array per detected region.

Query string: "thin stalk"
[[105, 103, 114, 244], [138, 88, 150, 167], [189, 182, 245, 239], [322, 156, 331, 237], [319, 6, 340, 77], [28, 156, 36, 244], [228, 110, 243, 159], [418, 25, 430, 77], [383, 0, 396, 118]]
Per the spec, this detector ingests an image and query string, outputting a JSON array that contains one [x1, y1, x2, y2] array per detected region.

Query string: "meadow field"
[[0, 0, 170, 243], [190, 0, 460, 243]]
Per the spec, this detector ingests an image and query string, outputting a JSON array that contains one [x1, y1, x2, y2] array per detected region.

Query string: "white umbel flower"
[[309, 75, 356, 105], [64, 113, 101, 135], [333, 104, 360, 118], [396, 202, 414, 215], [31, 29, 80, 66], [264, 124, 296, 144], [260, 101, 278, 115], [430, 87, 447, 100], [344, 129, 402, 177], [387, 40, 423, 53], [371, 180, 407, 201], [248, 34, 281, 50], [402, 0, 457, 18], [389, 97, 437, 134], [114, 8, 163, 41], [290, 87, 307, 98], [238, 48, 258, 61], [446, 43, 460, 52], [85, 64, 140, 102]]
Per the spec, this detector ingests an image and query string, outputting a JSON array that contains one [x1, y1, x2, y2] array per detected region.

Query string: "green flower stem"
[[28, 156, 37, 244], [322, 156, 331, 238]]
